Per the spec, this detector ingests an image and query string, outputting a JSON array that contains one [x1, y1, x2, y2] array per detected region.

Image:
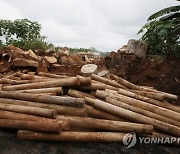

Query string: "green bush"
[[138, 4, 180, 55]]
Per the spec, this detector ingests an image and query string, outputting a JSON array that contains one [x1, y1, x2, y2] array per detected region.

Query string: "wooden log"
[[38, 72, 68, 78], [130, 89, 164, 101], [76, 75, 91, 85], [0, 110, 56, 121], [110, 74, 140, 90], [105, 97, 180, 127], [77, 83, 106, 91], [118, 88, 180, 113], [16, 87, 63, 95], [91, 74, 125, 88], [0, 110, 70, 131], [85, 105, 125, 121], [0, 119, 61, 133], [19, 73, 49, 80], [0, 98, 87, 117], [57, 115, 153, 134], [140, 87, 178, 100], [96, 90, 180, 122], [92, 80, 119, 91], [1, 77, 80, 91], [68, 89, 96, 99], [0, 78, 37, 85], [85, 97, 180, 136], [0, 103, 57, 118], [17, 130, 125, 142], [0, 91, 85, 107]]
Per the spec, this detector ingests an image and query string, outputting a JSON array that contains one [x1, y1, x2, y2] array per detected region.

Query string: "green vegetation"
[[0, 19, 53, 50], [138, 3, 180, 56]]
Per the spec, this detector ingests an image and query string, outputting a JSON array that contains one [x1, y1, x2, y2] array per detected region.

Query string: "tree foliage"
[[0, 19, 53, 50], [138, 4, 180, 55]]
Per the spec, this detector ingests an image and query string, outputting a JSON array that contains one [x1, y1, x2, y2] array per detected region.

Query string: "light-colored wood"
[[118, 88, 180, 113], [85, 97, 180, 137], [130, 89, 164, 101], [85, 105, 126, 121], [96, 90, 180, 122], [1, 77, 80, 90], [110, 74, 140, 90], [91, 74, 125, 88], [0, 119, 61, 133], [0, 98, 87, 116], [0, 110, 70, 130], [68, 89, 96, 99], [0, 103, 57, 118], [106, 97, 180, 127], [57, 115, 153, 134], [0, 91, 85, 107], [17, 130, 125, 142], [16, 87, 63, 95]]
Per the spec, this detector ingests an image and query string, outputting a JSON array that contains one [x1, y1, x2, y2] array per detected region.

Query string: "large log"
[[16, 87, 63, 95], [105, 97, 180, 127], [0, 103, 57, 118], [118, 88, 180, 113], [0, 110, 70, 131], [85, 105, 126, 121], [130, 89, 164, 101], [110, 74, 140, 90], [38, 72, 68, 78], [76, 83, 106, 91], [57, 115, 153, 135], [91, 74, 125, 88], [140, 86, 178, 100], [85, 97, 180, 136], [0, 119, 61, 133], [96, 90, 180, 122], [0, 98, 87, 117], [76, 75, 91, 85], [17, 130, 125, 142], [0, 91, 84, 107], [1, 77, 80, 91], [68, 89, 96, 99]]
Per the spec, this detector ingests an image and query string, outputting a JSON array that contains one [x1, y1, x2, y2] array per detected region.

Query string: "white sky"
[[0, 0, 179, 51]]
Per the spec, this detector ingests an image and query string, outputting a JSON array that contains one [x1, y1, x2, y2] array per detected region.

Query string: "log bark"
[[91, 74, 125, 88], [130, 90, 164, 101], [0, 98, 87, 116], [110, 74, 140, 90], [105, 97, 180, 127], [1, 77, 80, 91], [140, 87, 178, 100], [38, 72, 68, 78], [76, 83, 106, 90], [96, 90, 180, 122], [0, 91, 85, 107], [76, 75, 91, 85], [16, 87, 63, 95], [85, 105, 125, 121], [118, 88, 179, 113], [68, 89, 96, 99], [57, 115, 153, 134], [17, 130, 125, 142], [85, 97, 180, 136], [0, 103, 57, 118], [0, 110, 70, 131], [0, 119, 61, 133]]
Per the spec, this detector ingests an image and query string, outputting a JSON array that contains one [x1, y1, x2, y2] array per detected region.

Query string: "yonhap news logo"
[[123, 132, 137, 148], [123, 132, 180, 148]]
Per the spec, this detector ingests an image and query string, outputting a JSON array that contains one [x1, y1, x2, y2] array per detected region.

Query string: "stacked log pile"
[[0, 71, 179, 142]]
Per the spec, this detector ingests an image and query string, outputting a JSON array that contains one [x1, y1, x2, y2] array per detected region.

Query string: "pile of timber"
[[0, 71, 179, 142]]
